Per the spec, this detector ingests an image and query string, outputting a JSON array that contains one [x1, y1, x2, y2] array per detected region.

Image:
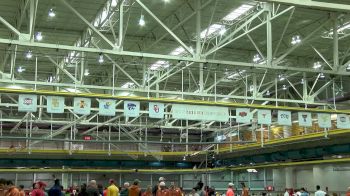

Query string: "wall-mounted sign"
[[298, 112, 312, 127], [236, 108, 251, 123], [317, 113, 331, 128], [18, 94, 38, 112], [172, 104, 229, 122], [73, 97, 91, 115], [149, 102, 164, 119], [99, 99, 115, 116], [337, 114, 350, 129], [47, 96, 65, 113], [124, 101, 140, 117], [277, 110, 292, 126], [257, 109, 272, 125]]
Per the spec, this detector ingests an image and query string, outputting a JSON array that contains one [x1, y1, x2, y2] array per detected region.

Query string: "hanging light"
[[98, 53, 104, 63], [183, 156, 186, 161], [48, 8, 56, 17], [84, 69, 90, 76], [17, 66, 25, 73], [253, 54, 261, 63], [266, 90, 270, 96], [278, 74, 285, 81], [35, 32, 43, 41], [282, 84, 287, 90], [301, 78, 304, 84], [25, 50, 33, 59], [346, 64, 350, 72], [319, 73, 325, 79], [139, 14, 145, 26], [291, 35, 301, 45], [313, 61, 322, 69]]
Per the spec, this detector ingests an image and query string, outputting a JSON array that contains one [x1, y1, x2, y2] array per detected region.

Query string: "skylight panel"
[[223, 4, 254, 21], [150, 60, 170, 70], [170, 46, 185, 56], [200, 24, 224, 38]]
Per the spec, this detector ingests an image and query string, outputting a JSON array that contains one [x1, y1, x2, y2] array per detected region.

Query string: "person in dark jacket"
[[49, 179, 62, 196], [78, 184, 88, 196], [152, 177, 165, 196], [120, 182, 129, 196], [86, 180, 99, 196]]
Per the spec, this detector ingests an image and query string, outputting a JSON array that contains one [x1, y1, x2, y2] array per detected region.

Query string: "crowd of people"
[[1, 177, 350, 196]]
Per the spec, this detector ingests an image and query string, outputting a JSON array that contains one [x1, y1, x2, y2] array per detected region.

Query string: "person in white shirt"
[[315, 185, 326, 196], [284, 189, 290, 196]]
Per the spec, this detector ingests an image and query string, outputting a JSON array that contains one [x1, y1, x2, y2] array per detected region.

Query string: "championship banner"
[[18, 94, 37, 112], [236, 108, 252, 123], [149, 102, 164, 119], [99, 99, 115, 116], [257, 109, 272, 125], [337, 114, 350, 129], [317, 113, 331, 128], [73, 97, 91, 115], [124, 101, 140, 117], [47, 96, 65, 113], [171, 104, 229, 122], [277, 110, 292, 126], [298, 112, 312, 127]]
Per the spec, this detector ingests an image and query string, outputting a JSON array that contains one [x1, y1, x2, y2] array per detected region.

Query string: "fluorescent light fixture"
[[291, 35, 301, 45], [98, 53, 104, 63], [183, 156, 186, 161], [266, 90, 270, 96], [319, 73, 325, 79], [313, 61, 322, 69], [226, 70, 246, 79], [346, 64, 350, 72], [17, 66, 25, 73], [253, 54, 261, 63], [48, 8, 56, 17], [227, 131, 238, 137], [215, 135, 227, 142], [35, 32, 43, 41], [25, 50, 33, 59], [84, 69, 90, 76], [150, 60, 170, 70], [282, 84, 287, 90], [219, 27, 227, 35], [64, 88, 82, 93], [200, 24, 225, 38], [139, 14, 145, 26], [247, 168, 258, 173], [6, 85, 24, 89], [111, 0, 118, 7], [223, 4, 254, 21], [121, 82, 135, 89], [278, 74, 285, 81], [301, 78, 304, 84], [170, 46, 185, 56]]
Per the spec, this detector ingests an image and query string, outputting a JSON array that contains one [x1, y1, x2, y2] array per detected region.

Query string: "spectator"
[[86, 181, 99, 196], [226, 183, 234, 196], [168, 184, 181, 196], [120, 183, 129, 196], [156, 182, 168, 196], [78, 184, 87, 196], [48, 179, 62, 196], [19, 185, 25, 196], [284, 189, 290, 196], [107, 179, 118, 196], [315, 185, 326, 196], [241, 183, 248, 196], [97, 184, 104, 196], [195, 181, 205, 196], [128, 180, 141, 196], [5, 181, 20, 196], [300, 188, 309, 196], [152, 178, 165, 196], [142, 186, 152, 196], [346, 187, 350, 196], [31, 181, 47, 196]]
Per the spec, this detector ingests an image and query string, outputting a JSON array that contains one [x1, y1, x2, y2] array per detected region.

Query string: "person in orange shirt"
[[241, 183, 248, 196], [226, 183, 234, 196], [346, 187, 350, 196], [18, 185, 25, 196], [156, 182, 169, 196], [168, 184, 181, 196], [128, 180, 141, 196], [142, 186, 152, 196]]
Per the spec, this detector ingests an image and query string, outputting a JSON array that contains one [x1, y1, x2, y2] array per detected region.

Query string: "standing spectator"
[[226, 183, 234, 196], [86, 180, 99, 196], [156, 182, 168, 196], [284, 189, 290, 196], [300, 188, 309, 196], [78, 184, 87, 196], [97, 184, 104, 196], [241, 183, 248, 196], [18, 185, 25, 196], [128, 180, 141, 196], [5, 181, 20, 196], [315, 186, 326, 196], [48, 179, 62, 196], [168, 184, 181, 196], [106, 179, 118, 196], [346, 187, 350, 196], [120, 183, 129, 196], [31, 182, 47, 196], [142, 186, 152, 196], [153, 178, 165, 196], [195, 181, 205, 196]]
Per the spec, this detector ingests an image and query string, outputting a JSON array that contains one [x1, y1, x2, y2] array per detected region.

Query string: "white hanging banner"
[[337, 114, 350, 129], [317, 113, 331, 128], [149, 102, 164, 119], [99, 99, 115, 116], [171, 104, 229, 122], [298, 112, 312, 127], [47, 96, 65, 113], [73, 97, 91, 115], [18, 94, 38, 112], [278, 110, 292, 126], [236, 108, 252, 123], [257, 109, 272, 125], [124, 101, 140, 117]]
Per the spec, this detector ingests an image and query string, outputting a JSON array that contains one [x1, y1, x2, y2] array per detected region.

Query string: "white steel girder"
[[262, 0, 350, 12]]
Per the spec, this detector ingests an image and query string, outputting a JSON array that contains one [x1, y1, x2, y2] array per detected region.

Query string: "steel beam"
[[262, 0, 350, 12]]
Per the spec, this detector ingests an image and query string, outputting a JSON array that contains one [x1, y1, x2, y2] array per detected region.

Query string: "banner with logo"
[[277, 110, 292, 126], [337, 114, 350, 129], [47, 96, 65, 113], [236, 108, 252, 123], [18, 94, 37, 112], [298, 112, 312, 127], [149, 102, 164, 119], [99, 99, 115, 116], [171, 104, 229, 122], [317, 113, 331, 128], [73, 97, 91, 115], [257, 109, 272, 125], [124, 101, 140, 117]]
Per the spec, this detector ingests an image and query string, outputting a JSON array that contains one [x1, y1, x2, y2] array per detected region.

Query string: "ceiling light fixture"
[[319, 73, 325, 79], [121, 82, 135, 89], [25, 50, 33, 59], [253, 54, 261, 63], [291, 35, 301, 45], [200, 24, 225, 38], [17, 66, 25, 73], [313, 61, 322, 69], [139, 14, 145, 26], [301, 78, 304, 84], [219, 27, 227, 35], [35, 32, 43, 41], [223, 4, 254, 21], [278, 74, 285, 81], [48, 8, 56, 17], [346, 64, 350, 72], [282, 84, 287, 90], [84, 69, 90, 76], [98, 53, 104, 64], [266, 90, 270, 96]]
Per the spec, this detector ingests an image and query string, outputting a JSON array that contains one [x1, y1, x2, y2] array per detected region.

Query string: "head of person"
[[241, 182, 246, 188], [89, 180, 97, 187], [0, 179, 6, 190], [347, 187, 350, 192], [159, 182, 166, 190], [98, 184, 103, 190], [54, 179, 60, 186], [123, 182, 129, 188], [197, 181, 204, 189], [19, 185, 24, 191], [146, 186, 152, 193], [316, 185, 321, 190], [133, 179, 140, 186], [37, 181, 47, 190], [300, 188, 305, 192], [80, 184, 87, 192], [159, 177, 165, 183], [228, 183, 234, 189], [109, 179, 115, 185]]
